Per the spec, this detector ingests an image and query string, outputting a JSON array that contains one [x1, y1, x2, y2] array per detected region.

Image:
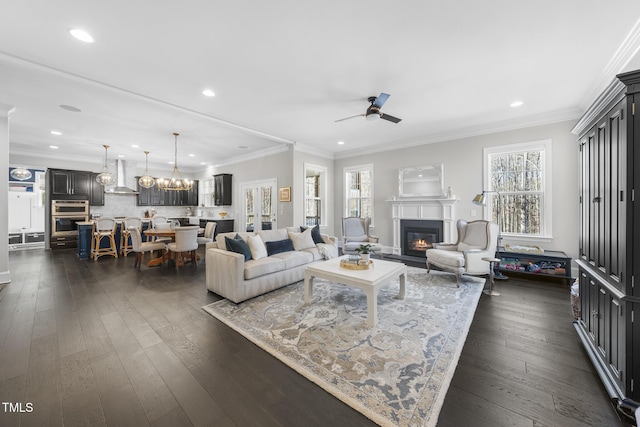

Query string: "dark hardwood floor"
[[0, 249, 628, 426]]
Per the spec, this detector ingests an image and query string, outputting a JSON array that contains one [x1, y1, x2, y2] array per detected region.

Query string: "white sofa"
[[205, 227, 338, 303]]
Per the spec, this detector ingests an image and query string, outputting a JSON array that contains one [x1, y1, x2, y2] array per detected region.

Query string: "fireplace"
[[401, 219, 443, 258]]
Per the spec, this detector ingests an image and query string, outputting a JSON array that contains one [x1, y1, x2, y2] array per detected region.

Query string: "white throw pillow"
[[348, 234, 369, 242], [288, 228, 315, 251], [247, 234, 268, 260]]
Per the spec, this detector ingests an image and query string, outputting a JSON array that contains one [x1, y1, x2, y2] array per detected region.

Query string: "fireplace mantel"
[[387, 198, 457, 256]]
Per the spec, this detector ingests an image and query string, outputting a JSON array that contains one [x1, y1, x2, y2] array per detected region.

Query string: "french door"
[[240, 179, 277, 232]]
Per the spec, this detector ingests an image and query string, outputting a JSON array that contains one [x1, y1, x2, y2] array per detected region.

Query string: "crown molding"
[[293, 142, 335, 159], [199, 144, 290, 170], [578, 17, 640, 112], [571, 78, 626, 137]]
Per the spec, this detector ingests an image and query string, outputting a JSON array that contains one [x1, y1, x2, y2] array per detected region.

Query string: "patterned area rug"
[[202, 268, 485, 427]]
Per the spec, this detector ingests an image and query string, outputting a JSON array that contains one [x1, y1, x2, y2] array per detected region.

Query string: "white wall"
[[333, 120, 580, 269], [0, 107, 11, 283], [195, 146, 295, 231]]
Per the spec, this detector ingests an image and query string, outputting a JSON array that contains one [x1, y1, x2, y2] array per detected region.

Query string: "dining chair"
[[150, 216, 171, 243], [129, 226, 167, 270], [92, 217, 118, 261], [166, 226, 199, 271], [196, 221, 216, 263], [120, 216, 143, 257], [197, 221, 216, 245]]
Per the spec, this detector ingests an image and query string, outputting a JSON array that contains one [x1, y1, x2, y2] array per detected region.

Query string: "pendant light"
[[10, 167, 32, 181], [138, 151, 155, 188], [156, 132, 193, 191], [96, 145, 116, 186]]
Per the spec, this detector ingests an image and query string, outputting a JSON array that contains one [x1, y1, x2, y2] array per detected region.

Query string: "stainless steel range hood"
[[104, 159, 139, 195]]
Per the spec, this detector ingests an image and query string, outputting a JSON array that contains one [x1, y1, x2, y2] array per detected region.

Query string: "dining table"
[[144, 227, 204, 267]]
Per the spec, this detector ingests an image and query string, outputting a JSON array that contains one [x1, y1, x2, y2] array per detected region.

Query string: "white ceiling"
[[3, 1, 640, 173]]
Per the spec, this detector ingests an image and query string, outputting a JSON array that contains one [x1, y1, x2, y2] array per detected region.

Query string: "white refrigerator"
[[8, 192, 44, 233]]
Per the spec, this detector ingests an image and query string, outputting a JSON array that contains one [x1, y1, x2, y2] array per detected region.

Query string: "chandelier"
[[10, 167, 32, 181], [138, 151, 155, 188], [96, 145, 116, 186], [156, 132, 193, 191]]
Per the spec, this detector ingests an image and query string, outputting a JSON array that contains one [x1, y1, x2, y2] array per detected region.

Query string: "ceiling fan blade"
[[380, 113, 402, 123], [373, 93, 390, 108], [335, 114, 364, 122]]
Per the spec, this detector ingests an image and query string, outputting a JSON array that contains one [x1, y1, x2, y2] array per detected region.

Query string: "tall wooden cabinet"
[[572, 69, 640, 420]]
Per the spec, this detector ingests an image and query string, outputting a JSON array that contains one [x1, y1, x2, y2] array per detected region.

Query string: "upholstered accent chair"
[[341, 217, 381, 255], [425, 219, 498, 286]]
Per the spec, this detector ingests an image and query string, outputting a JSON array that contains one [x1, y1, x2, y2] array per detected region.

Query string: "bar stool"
[[92, 217, 119, 261], [120, 216, 143, 257]]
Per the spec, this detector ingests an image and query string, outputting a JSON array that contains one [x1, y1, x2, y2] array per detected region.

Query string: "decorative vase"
[[360, 253, 370, 264]]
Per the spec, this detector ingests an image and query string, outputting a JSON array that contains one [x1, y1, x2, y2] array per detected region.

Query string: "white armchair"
[[341, 217, 381, 255], [426, 219, 498, 286]]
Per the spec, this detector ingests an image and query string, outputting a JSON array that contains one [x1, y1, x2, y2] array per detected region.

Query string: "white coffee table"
[[304, 256, 407, 326]]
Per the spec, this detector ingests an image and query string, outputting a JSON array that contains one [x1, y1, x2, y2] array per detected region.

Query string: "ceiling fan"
[[335, 92, 402, 124]]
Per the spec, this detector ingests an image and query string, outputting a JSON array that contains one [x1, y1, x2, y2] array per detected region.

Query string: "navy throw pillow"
[[266, 238, 294, 256], [300, 225, 324, 245], [225, 235, 252, 261]]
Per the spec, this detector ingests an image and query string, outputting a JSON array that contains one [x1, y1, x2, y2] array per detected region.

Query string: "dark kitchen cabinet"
[[89, 173, 104, 206], [572, 68, 640, 419], [49, 169, 92, 199], [214, 174, 232, 206], [136, 178, 198, 206], [199, 218, 233, 238]]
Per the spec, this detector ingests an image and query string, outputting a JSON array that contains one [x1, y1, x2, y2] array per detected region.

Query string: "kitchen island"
[[77, 218, 152, 260]]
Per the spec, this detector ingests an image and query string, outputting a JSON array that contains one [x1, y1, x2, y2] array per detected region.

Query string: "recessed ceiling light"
[[337, 141, 345, 145], [49, 145, 59, 149], [202, 89, 215, 97], [188, 154, 195, 157], [131, 144, 139, 148], [69, 28, 94, 43], [200, 162, 207, 165], [118, 154, 125, 158], [60, 104, 82, 113], [510, 101, 524, 108], [50, 130, 62, 136], [168, 161, 174, 164]]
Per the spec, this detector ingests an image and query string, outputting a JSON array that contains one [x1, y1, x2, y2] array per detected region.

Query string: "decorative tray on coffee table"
[[340, 259, 373, 270]]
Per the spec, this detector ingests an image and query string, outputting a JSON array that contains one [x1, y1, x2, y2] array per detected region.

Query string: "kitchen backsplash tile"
[[90, 194, 194, 218]]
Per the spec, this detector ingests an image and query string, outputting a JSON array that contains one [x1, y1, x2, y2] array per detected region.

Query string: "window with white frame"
[[344, 164, 373, 221], [484, 140, 552, 238], [304, 163, 327, 226]]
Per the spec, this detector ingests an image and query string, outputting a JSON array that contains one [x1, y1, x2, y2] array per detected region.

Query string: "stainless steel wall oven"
[[51, 200, 89, 237]]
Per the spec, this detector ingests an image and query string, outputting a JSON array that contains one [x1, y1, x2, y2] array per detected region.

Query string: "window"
[[304, 164, 327, 226], [484, 140, 552, 238], [344, 164, 373, 221]]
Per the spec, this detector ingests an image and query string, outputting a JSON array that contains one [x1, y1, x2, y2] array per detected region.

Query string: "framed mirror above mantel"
[[398, 164, 444, 198]]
